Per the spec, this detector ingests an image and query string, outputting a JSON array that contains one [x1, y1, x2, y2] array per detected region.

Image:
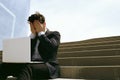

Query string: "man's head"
[[28, 12, 45, 24], [28, 12, 46, 34]]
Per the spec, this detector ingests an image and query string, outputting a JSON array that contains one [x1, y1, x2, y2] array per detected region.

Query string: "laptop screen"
[[2, 37, 31, 63]]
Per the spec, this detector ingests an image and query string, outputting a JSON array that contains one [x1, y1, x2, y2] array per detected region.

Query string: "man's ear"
[[43, 22, 46, 27]]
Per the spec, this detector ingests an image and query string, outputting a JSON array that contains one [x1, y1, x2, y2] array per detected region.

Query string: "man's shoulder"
[[50, 31, 60, 33], [49, 31, 60, 36], [47, 29, 60, 35]]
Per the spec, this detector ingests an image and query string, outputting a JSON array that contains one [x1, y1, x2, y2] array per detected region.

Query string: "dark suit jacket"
[[31, 29, 61, 78]]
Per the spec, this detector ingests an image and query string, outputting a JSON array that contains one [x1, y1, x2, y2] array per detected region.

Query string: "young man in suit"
[[0, 12, 61, 80]]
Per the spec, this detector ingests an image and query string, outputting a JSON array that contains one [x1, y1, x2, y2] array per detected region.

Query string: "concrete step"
[[60, 40, 120, 48], [50, 79, 99, 80], [58, 56, 120, 66], [4, 66, 120, 80], [6, 77, 99, 80], [60, 36, 120, 47], [58, 49, 120, 57], [60, 66, 120, 80], [58, 44, 120, 52]]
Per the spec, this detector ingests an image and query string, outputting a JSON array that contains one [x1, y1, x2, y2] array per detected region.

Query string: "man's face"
[[31, 20, 46, 32], [34, 20, 45, 28]]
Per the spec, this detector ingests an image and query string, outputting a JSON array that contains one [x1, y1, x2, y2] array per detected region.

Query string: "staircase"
[[0, 36, 120, 80], [58, 36, 120, 80]]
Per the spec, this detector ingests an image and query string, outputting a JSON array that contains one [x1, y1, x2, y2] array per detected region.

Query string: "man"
[[0, 12, 61, 80]]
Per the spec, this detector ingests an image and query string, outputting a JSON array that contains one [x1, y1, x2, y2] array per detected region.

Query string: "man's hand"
[[33, 20, 45, 33], [30, 22, 36, 34]]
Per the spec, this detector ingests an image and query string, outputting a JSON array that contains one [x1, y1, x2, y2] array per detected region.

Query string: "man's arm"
[[32, 20, 61, 51], [38, 31, 60, 52]]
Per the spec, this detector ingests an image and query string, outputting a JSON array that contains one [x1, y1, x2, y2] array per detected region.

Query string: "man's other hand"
[[30, 22, 36, 34], [33, 20, 45, 33]]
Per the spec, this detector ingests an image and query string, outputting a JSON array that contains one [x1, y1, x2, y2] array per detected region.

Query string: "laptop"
[[2, 37, 43, 63]]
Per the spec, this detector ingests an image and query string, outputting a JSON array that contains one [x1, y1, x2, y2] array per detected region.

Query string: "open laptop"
[[2, 37, 43, 63]]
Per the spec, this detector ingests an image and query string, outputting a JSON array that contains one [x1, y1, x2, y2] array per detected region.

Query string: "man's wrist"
[[38, 31, 45, 36], [30, 33, 36, 39]]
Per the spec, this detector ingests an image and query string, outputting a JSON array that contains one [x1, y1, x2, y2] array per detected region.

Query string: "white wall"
[[30, 0, 120, 42], [0, 0, 30, 50]]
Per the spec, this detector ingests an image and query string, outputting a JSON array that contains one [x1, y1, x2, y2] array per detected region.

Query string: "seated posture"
[[0, 12, 61, 80]]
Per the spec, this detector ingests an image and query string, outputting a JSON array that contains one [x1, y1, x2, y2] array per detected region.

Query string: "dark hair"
[[28, 12, 45, 24]]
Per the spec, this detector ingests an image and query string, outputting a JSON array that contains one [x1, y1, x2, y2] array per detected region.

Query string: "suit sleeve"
[[38, 31, 61, 52]]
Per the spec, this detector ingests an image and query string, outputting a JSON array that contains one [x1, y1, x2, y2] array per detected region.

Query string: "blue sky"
[[30, 0, 120, 42]]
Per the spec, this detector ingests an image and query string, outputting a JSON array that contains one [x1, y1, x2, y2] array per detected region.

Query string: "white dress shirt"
[[30, 29, 47, 61]]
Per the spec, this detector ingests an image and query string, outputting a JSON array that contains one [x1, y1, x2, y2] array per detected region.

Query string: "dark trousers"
[[0, 63, 50, 80]]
